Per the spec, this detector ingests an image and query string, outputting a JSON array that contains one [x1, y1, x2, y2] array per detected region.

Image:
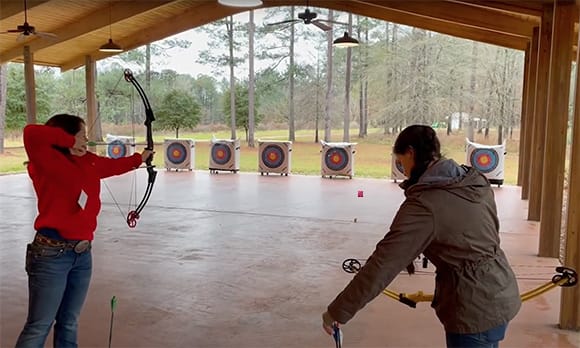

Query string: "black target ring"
[[211, 143, 232, 165], [325, 148, 349, 171], [107, 139, 126, 159], [262, 145, 285, 169], [166, 142, 187, 165]]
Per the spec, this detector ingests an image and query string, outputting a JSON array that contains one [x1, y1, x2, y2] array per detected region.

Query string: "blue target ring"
[[470, 148, 499, 174], [107, 139, 126, 159], [166, 142, 187, 165], [262, 145, 285, 169], [211, 143, 232, 165], [325, 148, 349, 171]]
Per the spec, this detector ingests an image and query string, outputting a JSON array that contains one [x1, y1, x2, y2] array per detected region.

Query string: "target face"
[[325, 148, 349, 171], [470, 148, 499, 174], [166, 142, 187, 165], [262, 145, 285, 169], [211, 143, 232, 165], [107, 140, 126, 159], [395, 158, 405, 174]]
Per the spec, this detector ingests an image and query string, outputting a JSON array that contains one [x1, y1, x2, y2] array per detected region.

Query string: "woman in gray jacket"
[[322, 125, 521, 348]]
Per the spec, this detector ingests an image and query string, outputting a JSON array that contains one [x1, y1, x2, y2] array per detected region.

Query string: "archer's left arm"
[[91, 153, 143, 179]]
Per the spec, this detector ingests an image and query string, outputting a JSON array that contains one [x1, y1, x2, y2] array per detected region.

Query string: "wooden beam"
[[528, 5, 553, 221], [0, 1, 172, 64], [453, 1, 545, 17], [0, 0, 50, 20], [310, 0, 529, 50], [517, 42, 531, 187], [539, 0, 575, 257], [359, 0, 535, 38], [559, 4, 580, 328], [522, 27, 540, 200], [23, 45, 36, 124], [60, 1, 241, 71]]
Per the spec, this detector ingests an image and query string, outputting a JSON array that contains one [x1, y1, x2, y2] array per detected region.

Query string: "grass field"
[[0, 127, 522, 184]]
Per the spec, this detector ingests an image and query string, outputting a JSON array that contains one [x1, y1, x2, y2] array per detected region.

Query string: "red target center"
[[216, 150, 225, 159], [477, 155, 491, 166], [172, 150, 182, 158], [112, 147, 120, 154], [268, 152, 278, 161], [331, 154, 342, 164]]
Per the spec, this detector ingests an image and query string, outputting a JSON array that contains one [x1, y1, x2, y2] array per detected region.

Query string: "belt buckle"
[[74, 240, 90, 253]]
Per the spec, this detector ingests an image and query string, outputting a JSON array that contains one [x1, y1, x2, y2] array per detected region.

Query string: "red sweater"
[[23, 124, 143, 240]]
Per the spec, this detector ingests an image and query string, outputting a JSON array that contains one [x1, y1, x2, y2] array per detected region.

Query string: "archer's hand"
[[322, 311, 338, 335], [141, 150, 154, 163]]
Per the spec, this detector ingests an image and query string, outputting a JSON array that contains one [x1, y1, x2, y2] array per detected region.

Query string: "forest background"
[[0, 6, 551, 183]]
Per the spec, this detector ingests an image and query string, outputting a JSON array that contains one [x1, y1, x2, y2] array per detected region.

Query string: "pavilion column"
[[23, 46, 36, 124], [559, 2, 580, 331], [538, 0, 575, 257], [85, 55, 98, 151], [522, 27, 539, 201], [517, 43, 530, 188], [528, 5, 553, 221]]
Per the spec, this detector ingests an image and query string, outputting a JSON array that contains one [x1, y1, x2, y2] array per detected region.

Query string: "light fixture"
[[99, 2, 123, 53], [218, 0, 263, 7], [333, 32, 359, 48]]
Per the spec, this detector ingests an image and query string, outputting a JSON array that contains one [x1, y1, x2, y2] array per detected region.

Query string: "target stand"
[[164, 139, 195, 171], [106, 134, 135, 159], [465, 138, 506, 186], [209, 138, 240, 174], [320, 141, 357, 179], [258, 140, 292, 176], [391, 153, 407, 182]]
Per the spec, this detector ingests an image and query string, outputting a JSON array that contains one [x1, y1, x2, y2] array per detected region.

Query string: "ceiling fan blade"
[[266, 19, 300, 26], [36, 31, 58, 39], [16, 33, 28, 42], [311, 20, 332, 31], [316, 19, 348, 26]]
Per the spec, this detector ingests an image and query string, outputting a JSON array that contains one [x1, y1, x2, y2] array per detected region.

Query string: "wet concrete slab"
[[0, 171, 577, 347]]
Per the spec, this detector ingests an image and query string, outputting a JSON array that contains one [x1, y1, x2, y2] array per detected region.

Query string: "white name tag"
[[78, 190, 88, 210]]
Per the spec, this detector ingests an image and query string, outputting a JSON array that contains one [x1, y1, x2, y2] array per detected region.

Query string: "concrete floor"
[[0, 170, 578, 348]]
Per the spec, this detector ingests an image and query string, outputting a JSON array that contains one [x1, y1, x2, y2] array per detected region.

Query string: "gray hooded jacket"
[[327, 158, 521, 333]]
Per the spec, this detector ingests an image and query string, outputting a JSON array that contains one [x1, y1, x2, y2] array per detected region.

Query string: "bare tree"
[[0, 64, 6, 154], [343, 13, 353, 142], [248, 10, 256, 147]]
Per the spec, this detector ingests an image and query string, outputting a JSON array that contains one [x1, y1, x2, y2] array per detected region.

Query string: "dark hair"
[[45, 114, 85, 155], [393, 125, 441, 185]]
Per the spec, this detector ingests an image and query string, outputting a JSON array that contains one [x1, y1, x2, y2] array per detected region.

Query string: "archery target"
[[166, 142, 187, 165], [262, 145, 285, 169], [211, 143, 232, 166], [325, 148, 349, 171], [107, 139, 127, 159], [321, 141, 356, 178], [470, 148, 499, 174]]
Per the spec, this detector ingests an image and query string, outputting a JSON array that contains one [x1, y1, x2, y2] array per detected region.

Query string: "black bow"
[[123, 69, 157, 228]]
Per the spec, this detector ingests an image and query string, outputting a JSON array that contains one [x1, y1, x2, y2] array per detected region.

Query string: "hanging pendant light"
[[218, 0, 263, 7], [333, 32, 359, 48], [99, 2, 123, 53]]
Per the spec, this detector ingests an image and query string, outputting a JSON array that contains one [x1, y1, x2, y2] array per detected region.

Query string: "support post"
[[517, 42, 531, 187], [85, 55, 98, 152], [538, 0, 574, 257], [522, 27, 539, 201], [558, 2, 580, 330], [23, 46, 36, 124], [528, 5, 553, 221]]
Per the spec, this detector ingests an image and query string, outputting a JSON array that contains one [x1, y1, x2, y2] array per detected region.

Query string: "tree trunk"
[[0, 64, 6, 154], [324, 10, 334, 142], [288, 6, 295, 142], [248, 10, 255, 147], [343, 13, 353, 142], [228, 16, 236, 140], [467, 42, 477, 142], [176, 127, 179, 139], [359, 16, 365, 137], [146, 44, 151, 94], [363, 22, 369, 136]]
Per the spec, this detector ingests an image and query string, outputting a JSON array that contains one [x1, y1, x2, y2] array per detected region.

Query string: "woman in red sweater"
[[16, 114, 152, 348]]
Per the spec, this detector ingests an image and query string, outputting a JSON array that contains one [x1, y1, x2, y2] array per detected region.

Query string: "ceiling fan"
[[1, 0, 57, 41], [266, 2, 346, 32]]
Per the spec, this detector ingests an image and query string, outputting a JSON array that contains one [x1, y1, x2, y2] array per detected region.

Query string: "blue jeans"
[[15, 242, 92, 348], [446, 324, 508, 348]]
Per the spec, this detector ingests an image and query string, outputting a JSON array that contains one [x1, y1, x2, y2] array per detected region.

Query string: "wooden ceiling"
[[0, 0, 572, 72]]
